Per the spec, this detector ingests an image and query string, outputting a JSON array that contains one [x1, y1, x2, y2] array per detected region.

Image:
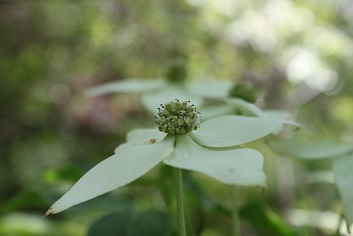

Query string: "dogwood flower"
[[46, 100, 289, 215]]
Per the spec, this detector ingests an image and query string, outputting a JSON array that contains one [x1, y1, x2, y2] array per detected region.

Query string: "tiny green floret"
[[155, 99, 202, 135]]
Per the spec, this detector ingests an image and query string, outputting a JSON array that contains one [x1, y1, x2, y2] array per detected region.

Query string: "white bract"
[[46, 100, 289, 215], [85, 78, 232, 114]]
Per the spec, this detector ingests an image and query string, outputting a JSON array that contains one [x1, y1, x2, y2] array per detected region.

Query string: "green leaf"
[[240, 202, 297, 236], [63, 193, 135, 215], [47, 135, 175, 214], [128, 211, 173, 236], [87, 210, 134, 236], [269, 140, 353, 159], [191, 115, 285, 147], [333, 153, 353, 230], [85, 79, 164, 96], [43, 166, 84, 183], [87, 210, 172, 236], [164, 134, 266, 187], [0, 190, 49, 214]]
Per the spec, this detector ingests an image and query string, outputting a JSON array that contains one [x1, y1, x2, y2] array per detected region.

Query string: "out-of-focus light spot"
[[186, 0, 204, 7], [226, 13, 277, 53], [306, 69, 338, 92], [332, 96, 353, 124], [0, 213, 50, 235], [306, 26, 353, 58], [287, 209, 351, 235], [225, 0, 315, 53], [264, 0, 314, 37], [286, 49, 320, 82], [114, 25, 137, 49], [48, 83, 71, 105], [91, 18, 112, 47], [285, 48, 338, 92], [186, 0, 241, 16]]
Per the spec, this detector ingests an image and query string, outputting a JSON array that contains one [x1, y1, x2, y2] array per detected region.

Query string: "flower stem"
[[231, 185, 240, 236], [175, 168, 187, 236]]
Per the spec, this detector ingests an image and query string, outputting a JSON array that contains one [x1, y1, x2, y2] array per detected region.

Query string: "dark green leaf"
[[240, 203, 297, 236], [87, 210, 172, 236], [128, 211, 172, 236], [0, 190, 49, 214], [87, 210, 134, 236]]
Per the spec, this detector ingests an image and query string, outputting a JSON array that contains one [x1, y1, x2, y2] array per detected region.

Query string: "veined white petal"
[[126, 128, 166, 143], [188, 79, 232, 98], [85, 79, 164, 96], [261, 111, 300, 127], [198, 104, 233, 120], [115, 128, 167, 153], [142, 84, 202, 114], [46, 135, 175, 215], [225, 98, 299, 127], [164, 134, 266, 186], [190, 115, 285, 147], [269, 139, 353, 160]]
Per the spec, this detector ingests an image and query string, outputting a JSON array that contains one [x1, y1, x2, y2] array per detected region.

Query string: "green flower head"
[[155, 99, 202, 135]]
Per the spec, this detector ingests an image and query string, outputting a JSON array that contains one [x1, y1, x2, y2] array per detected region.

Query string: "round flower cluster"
[[155, 99, 202, 135]]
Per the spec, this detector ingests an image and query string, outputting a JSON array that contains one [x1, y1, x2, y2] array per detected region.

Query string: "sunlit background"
[[1, 0, 353, 235]]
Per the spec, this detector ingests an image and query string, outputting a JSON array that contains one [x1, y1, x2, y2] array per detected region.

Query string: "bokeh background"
[[1, 0, 353, 235]]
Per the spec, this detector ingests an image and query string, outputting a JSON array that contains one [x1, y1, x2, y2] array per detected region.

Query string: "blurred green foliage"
[[1, 0, 353, 235]]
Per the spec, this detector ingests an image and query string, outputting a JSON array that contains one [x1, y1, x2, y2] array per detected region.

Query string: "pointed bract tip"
[[43, 208, 53, 217]]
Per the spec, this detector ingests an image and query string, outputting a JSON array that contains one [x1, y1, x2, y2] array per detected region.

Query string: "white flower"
[[46, 100, 288, 215]]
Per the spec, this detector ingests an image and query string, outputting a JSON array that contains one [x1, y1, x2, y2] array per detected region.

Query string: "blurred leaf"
[[239, 202, 297, 236], [87, 210, 172, 236], [87, 210, 134, 236], [43, 166, 84, 183], [64, 193, 135, 216], [269, 140, 353, 160], [306, 170, 335, 184], [1, 190, 49, 214], [333, 153, 353, 231], [128, 211, 173, 236]]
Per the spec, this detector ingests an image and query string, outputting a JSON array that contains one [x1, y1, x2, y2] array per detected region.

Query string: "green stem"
[[231, 185, 240, 236], [175, 168, 187, 236]]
